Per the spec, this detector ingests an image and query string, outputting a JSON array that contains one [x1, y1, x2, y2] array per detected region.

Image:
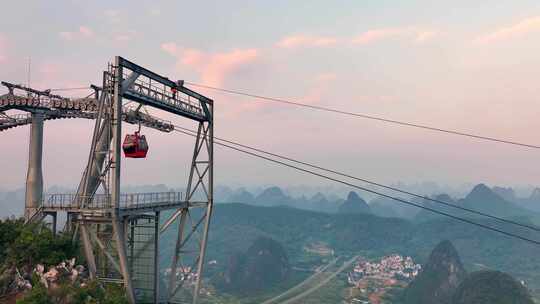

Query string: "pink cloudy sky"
[[0, 1, 539, 190]]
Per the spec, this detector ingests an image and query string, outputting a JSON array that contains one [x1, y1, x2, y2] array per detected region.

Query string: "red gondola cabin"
[[122, 131, 149, 158]]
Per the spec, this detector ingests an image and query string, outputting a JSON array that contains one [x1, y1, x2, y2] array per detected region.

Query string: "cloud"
[[352, 27, 437, 44], [352, 28, 409, 44], [161, 42, 178, 55], [79, 26, 94, 37], [59, 26, 95, 41], [114, 30, 138, 42], [149, 8, 161, 16], [315, 73, 337, 82], [276, 28, 437, 49], [476, 16, 540, 43], [276, 34, 338, 49], [25, 61, 92, 97], [161, 43, 258, 86], [415, 30, 438, 43], [104, 9, 121, 23], [59, 32, 74, 40], [299, 73, 337, 104]]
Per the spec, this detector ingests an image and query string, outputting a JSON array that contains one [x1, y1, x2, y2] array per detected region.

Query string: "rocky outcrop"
[[34, 258, 87, 289], [0, 258, 88, 301], [338, 191, 371, 214], [403, 240, 467, 304], [452, 270, 534, 304], [220, 237, 290, 293]]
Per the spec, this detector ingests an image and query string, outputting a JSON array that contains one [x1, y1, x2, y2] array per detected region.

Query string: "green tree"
[[0, 218, 25, 261], [17, 282, 53, 304], [3, 221, 77, 267]]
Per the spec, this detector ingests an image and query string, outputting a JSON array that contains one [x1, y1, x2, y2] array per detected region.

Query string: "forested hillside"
[[177, 203, 540, 297]]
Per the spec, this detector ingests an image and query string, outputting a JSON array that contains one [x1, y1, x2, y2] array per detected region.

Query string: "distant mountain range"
[[414, 184, 540, 222], [493, 186, 540, 213], [219, 186, 344, 213], [216, 183, 540, 224], [3, 183, 540, 222]]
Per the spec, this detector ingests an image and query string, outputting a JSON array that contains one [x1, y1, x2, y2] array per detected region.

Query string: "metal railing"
[[123, 71, 205, 118], [0, 93, 174, 133], [0, 113, 31, 122], [122, 106, 174, 132], [0, 93, 97, 111], [0, 113, 32, 131], [118, 192, 183, 209], [43, 192, 184, 210]]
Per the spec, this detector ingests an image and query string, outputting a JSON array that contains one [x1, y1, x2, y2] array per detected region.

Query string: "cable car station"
[[0, 57, 214, 304]]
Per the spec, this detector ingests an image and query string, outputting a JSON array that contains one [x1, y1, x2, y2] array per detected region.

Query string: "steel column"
[[168, 209, 188, 299], [154, 212, 160, 304], [193, 106, 213, 304], [112, 56, 136, 304], [25, 112, 44, 220], [80, 222, 98, 279], [51, 212, 57, 235]]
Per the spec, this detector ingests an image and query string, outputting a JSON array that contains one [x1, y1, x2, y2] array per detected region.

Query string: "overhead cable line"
[[174, 126, 540, 246], [174, 125, 540, 233], [185, 82, 540, 150], [49, 86, 92, 92]]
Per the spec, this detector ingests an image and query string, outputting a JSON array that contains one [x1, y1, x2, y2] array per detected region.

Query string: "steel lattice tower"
[[77, 57, 213, 303]]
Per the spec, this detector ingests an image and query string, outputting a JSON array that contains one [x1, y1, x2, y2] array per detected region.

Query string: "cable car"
[[122, 131, 149, 158]]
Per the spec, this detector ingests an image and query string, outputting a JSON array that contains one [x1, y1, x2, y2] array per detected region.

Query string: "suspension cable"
[[185, 82, 540, 150], [175, 124, 540, 245]]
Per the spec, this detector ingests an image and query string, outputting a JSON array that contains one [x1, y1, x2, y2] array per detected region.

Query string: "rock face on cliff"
[[220, 237, 290, 293], [403, 240, 467, 304], [338, 191, 371, 214], [451, 270, 534, 304]]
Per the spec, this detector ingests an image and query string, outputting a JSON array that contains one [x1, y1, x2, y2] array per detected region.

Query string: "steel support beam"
[[76, 73, 109, 284], [167, 114, 213, 303], [77, 121, 111, 199], [80, 222, 98, 279], [112, 56, 137, 304], [168, 209, 188, 299], [154, 211, 160, 304], [51, 212, 57, 235]]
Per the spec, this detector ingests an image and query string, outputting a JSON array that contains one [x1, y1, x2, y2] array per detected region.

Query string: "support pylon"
[[25, 112, 44, 221]]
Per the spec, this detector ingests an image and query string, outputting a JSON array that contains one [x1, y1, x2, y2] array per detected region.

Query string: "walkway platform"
[[41, 192, 206, 216]]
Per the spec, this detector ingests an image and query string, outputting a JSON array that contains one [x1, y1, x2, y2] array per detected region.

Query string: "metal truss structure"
[[0, 81, 174, 220], [0, 57, 214, 304]]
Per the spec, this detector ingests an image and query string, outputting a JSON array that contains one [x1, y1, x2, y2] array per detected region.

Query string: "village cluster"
[[163, 266, 199, 283], [347, 254, 422, 287]]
